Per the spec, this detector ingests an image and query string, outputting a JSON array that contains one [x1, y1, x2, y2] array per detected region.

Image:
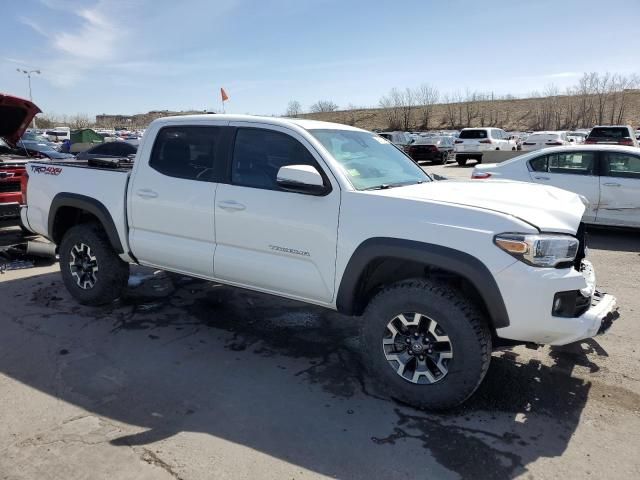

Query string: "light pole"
[[16, 68, 41, 129]]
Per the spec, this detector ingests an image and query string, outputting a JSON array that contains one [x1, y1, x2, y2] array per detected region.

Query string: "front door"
[[128, 125, 223, 277], [213, 124, 340, 304], [596, 151, 640, 227], [528, 150, 600, 222]]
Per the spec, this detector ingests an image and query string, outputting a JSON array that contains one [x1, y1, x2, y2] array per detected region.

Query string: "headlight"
[[494, 233, 579, 268]]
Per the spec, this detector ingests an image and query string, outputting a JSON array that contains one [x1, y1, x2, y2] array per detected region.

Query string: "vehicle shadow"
[[586, 226, 640, 253], [0, 269, 630, 479]]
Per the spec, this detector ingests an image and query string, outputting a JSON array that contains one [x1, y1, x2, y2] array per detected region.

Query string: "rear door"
[[596, 151, 640, 227], [527, 151, 599, 222], [213, 124, 340, 303], [128, 124, 227, 277]]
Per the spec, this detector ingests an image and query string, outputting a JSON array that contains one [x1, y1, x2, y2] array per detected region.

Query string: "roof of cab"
[[152, 114, 366, 132]]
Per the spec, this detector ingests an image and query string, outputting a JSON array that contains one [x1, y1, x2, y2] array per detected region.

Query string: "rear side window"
[[548, 152, 596, 175], [459, 129, 488, 139], [603, 152, 640, 179], [232, 128, 317, 190], [529, 156, 548, 172], [89, 143, 110, 154], [588, 127, 630, 139], [112, 142, 136, 156], [150, 126, 220, 181]]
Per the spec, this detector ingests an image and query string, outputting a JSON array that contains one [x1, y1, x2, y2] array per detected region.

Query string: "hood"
[[369, 179, 585, 234], [0, 93, 42, 147]]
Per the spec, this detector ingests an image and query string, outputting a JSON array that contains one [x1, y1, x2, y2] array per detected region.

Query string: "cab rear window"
[[459, 130, 488, 139]]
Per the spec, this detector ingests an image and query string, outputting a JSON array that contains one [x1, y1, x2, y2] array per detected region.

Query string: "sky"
[[1, 0, 640, 118]]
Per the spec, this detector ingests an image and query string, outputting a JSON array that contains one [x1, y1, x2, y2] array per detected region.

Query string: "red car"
[[0, 94, 41, 224]]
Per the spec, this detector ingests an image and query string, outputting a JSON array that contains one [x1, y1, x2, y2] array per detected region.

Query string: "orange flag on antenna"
[[220, 87, 229, 102]]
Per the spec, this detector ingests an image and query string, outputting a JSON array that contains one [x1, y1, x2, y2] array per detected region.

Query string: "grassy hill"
[[300, 90, 640, 132]]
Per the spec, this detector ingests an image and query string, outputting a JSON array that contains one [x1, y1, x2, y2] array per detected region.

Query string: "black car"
[[75, 141, 137, 161], [405, 136, 454, 164]]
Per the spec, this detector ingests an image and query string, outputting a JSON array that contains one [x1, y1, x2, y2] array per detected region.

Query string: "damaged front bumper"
[[495, 259, 620, 346]]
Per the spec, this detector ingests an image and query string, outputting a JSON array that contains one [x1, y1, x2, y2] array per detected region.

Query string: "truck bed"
[[25, 159, 133, 255], [41, 157, 134, 172]]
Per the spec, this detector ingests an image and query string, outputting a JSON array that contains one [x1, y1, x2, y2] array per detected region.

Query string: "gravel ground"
[[0, 182, 638, 480]]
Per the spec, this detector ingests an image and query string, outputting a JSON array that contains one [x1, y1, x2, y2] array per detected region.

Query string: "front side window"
[[150, 126, 220, 181], [231, 128, 317, 190], [604, 152, 640, 179], [310, 129, 430, 190], [548, 152, 595, 175]]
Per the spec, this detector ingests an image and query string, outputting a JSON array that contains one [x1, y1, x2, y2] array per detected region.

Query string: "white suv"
[[454, 128, 517, 165]]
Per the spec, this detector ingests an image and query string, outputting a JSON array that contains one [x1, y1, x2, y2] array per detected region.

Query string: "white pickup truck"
[[22, 115, 619, 409]]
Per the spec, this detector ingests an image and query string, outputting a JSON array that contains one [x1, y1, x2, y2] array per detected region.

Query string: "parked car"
[[378, 131, 414, 148], [16, 140, 74, 160], [521, 131, 571, 151], [75, 141, 137, 161], [0, 93, 41, 224], [567, 131, 588, 144], [405, 136, 454, 164], [23, 114, 618, 410], [585, 125, 638, 147], [471, 145, 640, 228], [454, 128, 517, 166], [45, 127, 71, 143]]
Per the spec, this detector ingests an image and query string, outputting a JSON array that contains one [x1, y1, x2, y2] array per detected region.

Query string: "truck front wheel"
[[59, 223, 129, 305], [361, 278, 491, 410]]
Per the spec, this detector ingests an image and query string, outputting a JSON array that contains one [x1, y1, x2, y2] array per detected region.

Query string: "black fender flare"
[[48, 192, 124, 253], [336, 238, 510, 328]]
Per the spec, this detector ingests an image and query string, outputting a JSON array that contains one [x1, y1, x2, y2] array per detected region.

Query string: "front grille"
[[0, 182, 20, 193]]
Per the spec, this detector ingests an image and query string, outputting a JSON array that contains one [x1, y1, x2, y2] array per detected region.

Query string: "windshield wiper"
[[365, 180, 426, 190]]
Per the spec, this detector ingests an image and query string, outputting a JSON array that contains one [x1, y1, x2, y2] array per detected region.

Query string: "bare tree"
[[379, 88, 403, 130], [442, 93, 458, 128], [309, 100, 339, 113], [415, 84, 439, 129], [285, 100, 303, 117], [70, 114, 91, 129], [398, 87, 415, 131]]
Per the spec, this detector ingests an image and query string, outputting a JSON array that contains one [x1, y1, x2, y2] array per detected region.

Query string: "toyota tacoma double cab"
[[22, 115, 619, 409]]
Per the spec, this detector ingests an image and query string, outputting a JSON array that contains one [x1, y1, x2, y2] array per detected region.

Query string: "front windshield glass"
[[310, 129, 430, 190]]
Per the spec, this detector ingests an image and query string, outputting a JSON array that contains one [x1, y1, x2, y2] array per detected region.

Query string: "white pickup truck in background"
[[22, 115, 619, 410]]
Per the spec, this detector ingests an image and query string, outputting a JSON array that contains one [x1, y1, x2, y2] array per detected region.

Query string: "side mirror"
[[277, 165, 329, 196]]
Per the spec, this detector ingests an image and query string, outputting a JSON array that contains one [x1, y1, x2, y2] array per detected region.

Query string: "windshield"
[[21, 141, 56, 152], [310, 129, 430, 190]]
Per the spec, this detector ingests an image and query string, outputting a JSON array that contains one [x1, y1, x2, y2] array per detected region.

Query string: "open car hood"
[[0, 93, 42, 147]]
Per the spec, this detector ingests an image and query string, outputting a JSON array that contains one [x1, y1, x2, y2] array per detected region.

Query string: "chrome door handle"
[[603, 182, 621, 187], [136, 189, 158, 199], [217, 200, 246, 211], [534, 176, 550, 180]]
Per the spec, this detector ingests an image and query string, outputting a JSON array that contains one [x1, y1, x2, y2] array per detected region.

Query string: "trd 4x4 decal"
[[31, 165, 62, 176]]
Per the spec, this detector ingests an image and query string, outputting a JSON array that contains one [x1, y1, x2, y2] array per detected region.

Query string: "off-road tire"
[[361, 278, 492, 410], [59, 222, 129, 305]]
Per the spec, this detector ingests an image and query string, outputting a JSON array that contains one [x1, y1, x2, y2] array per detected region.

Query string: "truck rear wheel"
[[361, 278, 491, 410], [59, 222, 129, 305]]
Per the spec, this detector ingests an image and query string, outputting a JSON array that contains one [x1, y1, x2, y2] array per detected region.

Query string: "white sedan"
[[521, 131, 571, 151], [471, 145, 640, 228]]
